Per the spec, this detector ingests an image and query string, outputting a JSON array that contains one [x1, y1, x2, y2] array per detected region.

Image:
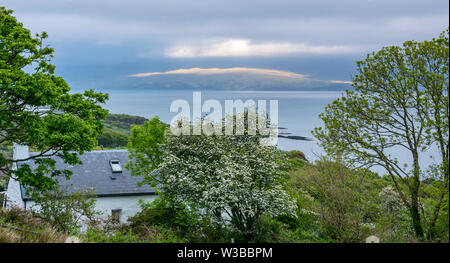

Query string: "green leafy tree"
[[313, 29, 449, 239], [127, 114, 296, 240], [126, 116, 166, 187], [0, 7, 108, 193], [291, 158, 380, 242]]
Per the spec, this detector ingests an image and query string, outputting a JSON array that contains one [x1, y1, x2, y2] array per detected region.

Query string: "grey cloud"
[[1, 0, 447, 84], [4, 1, 448, 45], [7, 4, 448, 56], [4, 0, 448, 21]]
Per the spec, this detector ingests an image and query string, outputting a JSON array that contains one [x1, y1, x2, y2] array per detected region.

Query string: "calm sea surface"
[[103, 90, 342, 160], [102, 90, 440, 175]]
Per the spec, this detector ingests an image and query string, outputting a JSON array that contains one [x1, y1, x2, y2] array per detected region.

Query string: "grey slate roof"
[[19, 150, 156, 201]]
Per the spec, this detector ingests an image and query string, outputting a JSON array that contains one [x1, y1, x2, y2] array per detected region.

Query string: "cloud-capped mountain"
[[96, 67, 352, 91]]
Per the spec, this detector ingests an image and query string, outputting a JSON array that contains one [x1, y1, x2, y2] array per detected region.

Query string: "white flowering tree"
[[127, 115, 296, 238]]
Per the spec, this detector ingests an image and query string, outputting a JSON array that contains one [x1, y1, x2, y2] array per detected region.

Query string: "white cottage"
[[5, 144, 157, 222]]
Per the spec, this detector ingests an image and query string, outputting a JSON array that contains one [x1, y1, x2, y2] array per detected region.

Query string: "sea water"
[[102, 89, 441, 176]]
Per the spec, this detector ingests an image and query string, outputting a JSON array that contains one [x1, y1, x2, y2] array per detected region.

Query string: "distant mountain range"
[[96, 68, 352, 91]]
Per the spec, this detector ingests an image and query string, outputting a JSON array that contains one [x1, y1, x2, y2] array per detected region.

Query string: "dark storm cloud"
[[4, 0, 448, 45], [1, 0, 448, 83]]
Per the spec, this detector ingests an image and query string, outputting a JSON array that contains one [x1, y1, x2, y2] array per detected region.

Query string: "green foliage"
[[83, 228, 140, 243], [126, 116, 167, 186], [283, 156, 448, 243], [313, 28, 449, 239], [127, 113, 296, 241], [0, 206, 68, 242], [288, 158, 386, 242], [276, 192, 327, 242], [97, 129, 129, 148], [0, 175, 7, 192], [80, 197, 191, 243], [419, 174, 449, 241], [234, 215, 288, 243], [102, 114, 147, 134], [97, 113, 153, 149], [375, 185, 415, 242], [130, 197, 201, 235], [127, 197, 308, 243], [0, 7, 108, 193], [84, 225, 187, 243], [433, 194, 449, 242], [33, 188, 100, 233], [283, 150, 308, 170]]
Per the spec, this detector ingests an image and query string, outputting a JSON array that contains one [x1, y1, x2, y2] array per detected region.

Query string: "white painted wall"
[[12, 143, 29, 161], [5, 163, 26, 209], [92, 195, 158, 222], [20, 194, 157, 223], [5, 143, 29, 208]]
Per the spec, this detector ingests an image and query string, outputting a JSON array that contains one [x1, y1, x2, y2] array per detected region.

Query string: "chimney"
[[13, 143, 29, 161]]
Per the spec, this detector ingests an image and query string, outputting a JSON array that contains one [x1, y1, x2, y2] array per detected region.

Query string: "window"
[[109, 160, 122, 173], [111, 209, 122, 222]]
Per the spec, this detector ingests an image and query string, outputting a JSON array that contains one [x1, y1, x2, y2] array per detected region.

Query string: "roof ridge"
[[29, 149, 130, 155]]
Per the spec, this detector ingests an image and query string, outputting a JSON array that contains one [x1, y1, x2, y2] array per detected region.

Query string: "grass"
[[0, 207, 69, 243]]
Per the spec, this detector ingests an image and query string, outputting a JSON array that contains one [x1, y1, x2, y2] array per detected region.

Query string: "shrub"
[[83, 228, 140, 243], [0, 206, 68, 242], [128, 197, 202, 240], [0, 176, 8, 192], [33, 188, 100, 234], [290, 158, 379, 242], [97, 129, 129, 148]]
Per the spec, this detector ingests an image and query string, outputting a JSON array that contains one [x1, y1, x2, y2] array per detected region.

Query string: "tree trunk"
[[409, 152, 424, 239], [427, 191, 445, 240], [410, 184, 424, 239]]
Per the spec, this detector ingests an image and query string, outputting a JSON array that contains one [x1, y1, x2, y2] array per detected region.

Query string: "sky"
[[2, 0, 449, 90]]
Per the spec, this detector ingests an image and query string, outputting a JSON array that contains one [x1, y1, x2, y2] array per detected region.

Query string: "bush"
[[0, 206, 68, 243], [128, 197, 202, 240], [373, 186, 414, 242], [1, 206, 40, 228], [33, 188, 100, 234], [282, 150, 308, 171], [83, 228, 140, 243], [83, 211, 188, 243], [288, 158, 381, 242], [0, 176, 8, 192], [97, 129, 129, 148], [103, 114, 147, 133]]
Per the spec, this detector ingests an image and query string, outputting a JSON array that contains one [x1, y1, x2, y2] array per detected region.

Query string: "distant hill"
[[103, 114, 148, 134], [94, 69, 352, 91], [97, 114, 148, 148]]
